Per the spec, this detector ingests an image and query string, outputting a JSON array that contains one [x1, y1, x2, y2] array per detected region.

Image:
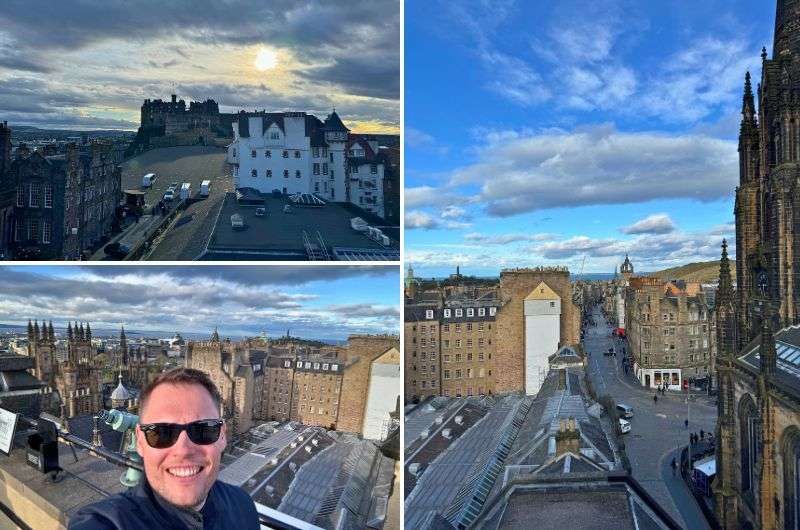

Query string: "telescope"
[[98, 409, 142, 487]]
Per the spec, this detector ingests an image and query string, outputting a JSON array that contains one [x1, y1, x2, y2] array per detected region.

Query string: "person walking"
[[653, 394, 658, 405], [684, 418, 689, 429]]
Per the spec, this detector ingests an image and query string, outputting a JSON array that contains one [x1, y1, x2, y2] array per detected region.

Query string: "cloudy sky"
[[0, 0, 399, 132], [406, 0, 769, 276], [0, 266, 399, 341]]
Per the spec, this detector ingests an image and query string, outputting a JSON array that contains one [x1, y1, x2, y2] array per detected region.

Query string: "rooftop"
[[738, 323, 800, 394], [202, 192, 399, 261]]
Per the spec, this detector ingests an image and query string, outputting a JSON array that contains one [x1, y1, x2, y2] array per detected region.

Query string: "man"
[[68, 368, 259, 529]]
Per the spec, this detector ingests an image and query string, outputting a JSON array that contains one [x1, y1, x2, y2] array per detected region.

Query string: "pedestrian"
[[671, 457, 677, 476], [684, 418, 689, 429], [653, 394, 658, 405]]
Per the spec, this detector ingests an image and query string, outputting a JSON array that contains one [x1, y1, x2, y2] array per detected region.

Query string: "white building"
[[227, 110, 387, 218], [362, 347, 400, 441], [524, 282, 562, 396]]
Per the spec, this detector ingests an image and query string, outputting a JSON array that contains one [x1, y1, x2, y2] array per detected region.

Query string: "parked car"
[[200, 180, 211, 197], [141, 173, 157, 188], [616, 403, 634, 419], [103, 242, 131, 259], [163, 190, 175, 201], [619, 418, 631, 434]]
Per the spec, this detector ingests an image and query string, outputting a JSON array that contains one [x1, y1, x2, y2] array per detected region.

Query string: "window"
[[294, 150, 300, 158], [44, 185, 53, 208], [266, 169, 272, 178], [455, 324, 461, 332], [282, 150, 288, 158], [330, 170, 334, 180], [284, 170, 289, 178], [28, 218, 39, 242], [550, 301, 555, 307], [313, 147, 320, 157], [371, 164, 377, 174], [425, 310, 434, 319], [270, 132, 280, 140], [323, 163, 328, 175], [489, 307, 496, 316], [251, 169, 257, 178], [443, 324, 449, 331], [314, 182, 319, 192], [444, 309, 451, 318], [443, 353, 450, 362], [330, 152, 334, 162], [455, 340, 461, 348], [455, 369, 462, 378], [295, 170, 301, 178], [443, 340, 450, 348], [466, 323, 472, 331], [478, 352, 484, 361], [478, 308, 486, 316], [478, 322, 484, 331], [467, 308, 474, 317], [444, 370, 451, 380], [29, 183, 42, 207], [313, 163, 320, 175], [42, 221, 51, 244], [466, 340, 472, 348], [353, 165, 359, 173], [455, 308, 463, 317]]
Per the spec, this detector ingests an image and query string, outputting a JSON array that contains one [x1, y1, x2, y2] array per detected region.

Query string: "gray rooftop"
[[202, 192, 399, 260]]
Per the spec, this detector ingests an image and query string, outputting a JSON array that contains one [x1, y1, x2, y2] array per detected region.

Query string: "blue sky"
[[405, 0, 772, 276], [0, 266, 399, 341]]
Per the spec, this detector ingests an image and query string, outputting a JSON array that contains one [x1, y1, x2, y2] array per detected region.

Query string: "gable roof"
[[525, 281, 560, 301]]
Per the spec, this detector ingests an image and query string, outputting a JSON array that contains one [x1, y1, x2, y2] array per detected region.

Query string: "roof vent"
[[434, 416, 444, 425], [312, 439, 319, 446], [454, 415, 463, 425], [442, 428, 452, 439], [265, 485, 275, 496], [290, 442, 297, 448], [298, 435, 304, 442], [269, 457, 278, 465], [305, 446, 312, 453], [409, 463, 421, 476], [419, 429, 429, 439]]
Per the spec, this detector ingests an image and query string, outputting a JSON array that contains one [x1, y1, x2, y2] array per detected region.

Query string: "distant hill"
[[649, 261, 735, 284]]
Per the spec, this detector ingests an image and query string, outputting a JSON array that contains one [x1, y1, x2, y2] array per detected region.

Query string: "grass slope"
[[649, 260, 735, 283]]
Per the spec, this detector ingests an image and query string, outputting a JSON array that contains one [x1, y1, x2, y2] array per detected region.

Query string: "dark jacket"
[[67, 478, 259, 530]]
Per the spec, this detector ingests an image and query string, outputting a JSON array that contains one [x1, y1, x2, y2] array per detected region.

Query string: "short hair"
[[139, 368, 222, 417]]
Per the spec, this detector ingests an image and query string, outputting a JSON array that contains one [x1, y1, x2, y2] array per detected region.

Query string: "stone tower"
[[0, 121, 10, 177], [27, 320, 56, 385], [619, 254, 634, 283]]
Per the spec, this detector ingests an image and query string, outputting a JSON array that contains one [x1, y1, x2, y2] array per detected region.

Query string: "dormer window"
[[444, 309, 451, 318], [425, 310, 434, 320], [270, 131, 280, 140], [467, 308, 474, 317], [294, 150, 301, 158], [489, 307, 496, 316], [455, 309, 463, 317], [265, 150, 271, 158], [282, 150, 288, 158]]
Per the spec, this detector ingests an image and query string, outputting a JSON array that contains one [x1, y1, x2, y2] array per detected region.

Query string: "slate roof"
[[323, 111, 349, 132], [738, 324, 800, 394]]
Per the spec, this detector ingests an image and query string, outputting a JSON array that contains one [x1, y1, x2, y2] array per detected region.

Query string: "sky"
[[0, 0, 399, 132], [0, 266, 400, 341], [405, 0, 773, 277]]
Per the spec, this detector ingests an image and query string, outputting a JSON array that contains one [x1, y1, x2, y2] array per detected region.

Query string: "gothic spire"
[[742, 72, 756, 121], [78, 322, 84, 340], [48, 321, 54, 341], [27, 320, 33, 340], [33, 320, 40, 342], [718, 239, 734, 305], [67, 322, 73, 340], [85, 323, 91, 341], [210, 327, 220, 342]]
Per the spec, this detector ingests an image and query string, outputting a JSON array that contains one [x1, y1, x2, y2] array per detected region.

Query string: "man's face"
[[136, 382, 226, 510]]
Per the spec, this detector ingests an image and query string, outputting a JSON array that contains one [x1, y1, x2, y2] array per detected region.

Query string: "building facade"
[[0, 132, 121, 260], [625, 277, 716, 389], [227, 110, 391, 219], [714, 2, 800, 527], [404, 267, 581, 402]]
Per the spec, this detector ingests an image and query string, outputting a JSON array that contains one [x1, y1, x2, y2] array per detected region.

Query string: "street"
[[582, 305, 717, 530]]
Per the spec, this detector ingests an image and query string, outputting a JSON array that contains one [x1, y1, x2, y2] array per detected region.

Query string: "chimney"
[[171, 94, 177, 104], [555, 417, 580, 456]]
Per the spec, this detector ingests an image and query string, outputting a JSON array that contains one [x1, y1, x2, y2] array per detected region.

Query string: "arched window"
[[783, 427, 800, 530], [739, 394, 759, 505]]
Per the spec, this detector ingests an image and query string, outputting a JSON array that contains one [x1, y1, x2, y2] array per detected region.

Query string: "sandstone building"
[[0, 124, 121, 259], [714, 1, 800, 527], [404, 267, 581, 402], [624, 276, 716, 389]]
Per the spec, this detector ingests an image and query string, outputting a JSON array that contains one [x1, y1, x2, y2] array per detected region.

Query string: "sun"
[[255, 48, 278, 71]]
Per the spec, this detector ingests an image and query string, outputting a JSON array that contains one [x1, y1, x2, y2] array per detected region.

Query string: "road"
[[583, 305, 717, 529]]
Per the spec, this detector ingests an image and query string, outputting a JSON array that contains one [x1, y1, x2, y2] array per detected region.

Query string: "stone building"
[[714, 2, 800, 526], [55, 322, 101, 418], [624, 277, 716, 389], [0, 131, 121, 259], [185, 331, 257, 436], [27, 320, 56, 386], [259, 335, 399, 440], [404, 267, 581, 402]]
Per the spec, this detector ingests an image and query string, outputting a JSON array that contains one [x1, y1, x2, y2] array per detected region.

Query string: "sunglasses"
[[139, 419, 224, 449]]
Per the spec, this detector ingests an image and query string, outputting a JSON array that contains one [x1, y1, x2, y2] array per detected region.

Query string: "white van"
[[141, 173, 157, 188], [180, 182, 191, 200], [619, 418, 631, 434], [616, 403, 634, 419], [200, 180, 211, 197]]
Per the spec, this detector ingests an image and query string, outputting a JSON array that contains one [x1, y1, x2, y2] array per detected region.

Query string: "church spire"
[[742, 72, 756, 122], [85, 323, 91, 341], [67, 322, 73, 340], [27, 320, 34, 341], [718, 239, 734, 305], [48, 321, 54, 342], [760, 310, 777, 377]]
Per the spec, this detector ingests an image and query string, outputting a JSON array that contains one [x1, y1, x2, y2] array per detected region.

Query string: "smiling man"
[[68, 368, 259, 529]]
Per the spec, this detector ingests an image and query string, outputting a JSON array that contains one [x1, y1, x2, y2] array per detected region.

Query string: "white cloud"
[[405, 210, 440, 230], [621, 214, 677, 235], [446, 126, 737, 217], [464, 232, 556, 245], [441, 205, 468, 220]]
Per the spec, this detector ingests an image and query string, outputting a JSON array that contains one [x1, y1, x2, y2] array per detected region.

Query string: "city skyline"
[[0, 266, 399, 340], [406, 0, 766, 276], [0, 0, 399, 132]]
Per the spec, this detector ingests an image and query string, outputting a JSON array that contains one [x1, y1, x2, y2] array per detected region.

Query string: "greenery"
[[649, 260, 734, 283]]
